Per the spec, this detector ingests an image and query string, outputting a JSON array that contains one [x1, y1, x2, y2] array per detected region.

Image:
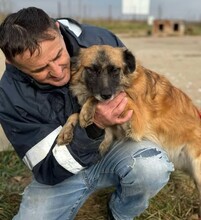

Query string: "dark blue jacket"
[[0, 18, 124, 185]]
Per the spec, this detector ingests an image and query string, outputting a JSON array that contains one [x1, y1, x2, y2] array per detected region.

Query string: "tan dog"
[[57, 45, 201, 218]]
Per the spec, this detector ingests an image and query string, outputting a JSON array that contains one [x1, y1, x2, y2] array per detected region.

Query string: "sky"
[[1, 0, 201, 21]]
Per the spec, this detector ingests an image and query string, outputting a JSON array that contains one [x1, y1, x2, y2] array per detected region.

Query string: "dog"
[[57, 45, 201, 218]]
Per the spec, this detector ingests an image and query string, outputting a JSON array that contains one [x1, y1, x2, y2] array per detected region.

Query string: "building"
[[152, 19, 185, 36]]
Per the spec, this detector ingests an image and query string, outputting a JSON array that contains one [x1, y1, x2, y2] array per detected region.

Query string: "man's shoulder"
[[1, 64, 25, 83], [57, 18, 124, 48], [80, 24, 124, 47]]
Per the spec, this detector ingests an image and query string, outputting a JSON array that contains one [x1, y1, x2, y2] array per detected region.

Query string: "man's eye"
[[54, 53, 62, 61], [56, 52, 62, 59]]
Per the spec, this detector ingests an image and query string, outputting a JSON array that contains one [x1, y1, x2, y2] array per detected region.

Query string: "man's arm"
[[0, 114, 103, 185], [0, 83, 103, 185]]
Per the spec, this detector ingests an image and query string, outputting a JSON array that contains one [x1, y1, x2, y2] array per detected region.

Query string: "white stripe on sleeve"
[[52, 144, 85, 174], [23, 126, 62, 170], [22, 125, 85, 174]]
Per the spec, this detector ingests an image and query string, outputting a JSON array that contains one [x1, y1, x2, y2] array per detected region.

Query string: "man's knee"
[[113, 140, 174, 197]]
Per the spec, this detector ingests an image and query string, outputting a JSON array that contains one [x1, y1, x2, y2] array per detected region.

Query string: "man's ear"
[[55, 21, 60, 29], [123, 48, 136, 74], [6, 59, 11, 64]]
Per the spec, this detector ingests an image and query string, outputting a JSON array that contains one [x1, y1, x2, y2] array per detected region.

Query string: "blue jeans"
[[13, 139, 174, 220]]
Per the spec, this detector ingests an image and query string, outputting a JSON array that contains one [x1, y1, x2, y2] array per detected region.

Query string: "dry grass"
[[0, 151, 199, 220]]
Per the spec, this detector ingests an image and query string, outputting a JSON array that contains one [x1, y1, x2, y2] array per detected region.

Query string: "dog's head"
[[70, 45, 136, 101]]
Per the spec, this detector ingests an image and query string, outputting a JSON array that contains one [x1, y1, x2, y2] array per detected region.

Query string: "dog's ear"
[[123, 48, 136, 74]]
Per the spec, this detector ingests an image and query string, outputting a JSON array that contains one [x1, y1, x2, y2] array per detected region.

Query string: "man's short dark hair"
[[0, 7, 59, 62]]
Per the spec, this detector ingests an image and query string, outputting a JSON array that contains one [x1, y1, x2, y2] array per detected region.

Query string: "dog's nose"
[[100, 94, 112, 100]]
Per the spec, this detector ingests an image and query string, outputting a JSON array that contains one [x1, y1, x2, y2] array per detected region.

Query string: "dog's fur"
[[57, 45, 201, 218]]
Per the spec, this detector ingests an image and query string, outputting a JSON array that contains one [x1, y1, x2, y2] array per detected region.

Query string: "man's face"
[[13, 31, 71, 87]]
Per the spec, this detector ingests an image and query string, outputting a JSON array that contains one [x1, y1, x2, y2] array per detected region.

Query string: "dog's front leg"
[[79, 97, 97, 128], [57, 113, 79, 145], [99, 127, 114, 155]]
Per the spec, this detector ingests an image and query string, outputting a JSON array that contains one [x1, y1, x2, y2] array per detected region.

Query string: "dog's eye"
[[85, 67, 91, 72], [85, 67, 100, 75], [109, 67, 120, 76], [85, 67, 94, 74]]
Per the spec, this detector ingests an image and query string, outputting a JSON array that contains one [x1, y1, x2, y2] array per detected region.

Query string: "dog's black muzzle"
[[101, 94, 112, 100], [100, 89, 113, 100]]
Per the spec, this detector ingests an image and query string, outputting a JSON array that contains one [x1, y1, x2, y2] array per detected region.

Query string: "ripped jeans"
[[13, 139, 174, 220]]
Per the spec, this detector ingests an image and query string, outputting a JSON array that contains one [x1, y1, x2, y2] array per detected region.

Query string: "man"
[[0, 7, 174, 220]]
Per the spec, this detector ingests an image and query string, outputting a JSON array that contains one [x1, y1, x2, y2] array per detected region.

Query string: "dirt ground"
[[0, 36, 201, 151]]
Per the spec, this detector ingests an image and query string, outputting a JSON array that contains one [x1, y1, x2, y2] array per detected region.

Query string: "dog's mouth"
[[94, 94, 115, 102]]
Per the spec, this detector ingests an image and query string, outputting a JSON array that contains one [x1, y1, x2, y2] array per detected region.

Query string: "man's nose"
[[48, 62, 62, 77]]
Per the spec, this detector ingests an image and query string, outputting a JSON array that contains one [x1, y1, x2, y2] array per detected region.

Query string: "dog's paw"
[[57, 124, 74, 145], [126, 128, 132, 137], [124, 122, 132, 137], [99, 141, 110, 156], [79, 112, 93, 128]]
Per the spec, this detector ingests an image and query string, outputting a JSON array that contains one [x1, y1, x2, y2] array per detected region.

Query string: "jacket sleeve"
[[0, 110, 103, 185], [0, 83, 103, 185]]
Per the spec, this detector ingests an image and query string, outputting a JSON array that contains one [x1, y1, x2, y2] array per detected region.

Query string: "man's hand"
[[93, 92, 133, 129]]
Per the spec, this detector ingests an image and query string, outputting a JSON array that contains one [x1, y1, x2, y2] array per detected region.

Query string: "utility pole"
[[108, 4, 112, 21], [158, 4, 163, 19], [83, 4, 87, 19], [57, 1, 62, 17], [68, 0, 72, 17], [78, 0, 82, 22], [0, 0, 11, 15]]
